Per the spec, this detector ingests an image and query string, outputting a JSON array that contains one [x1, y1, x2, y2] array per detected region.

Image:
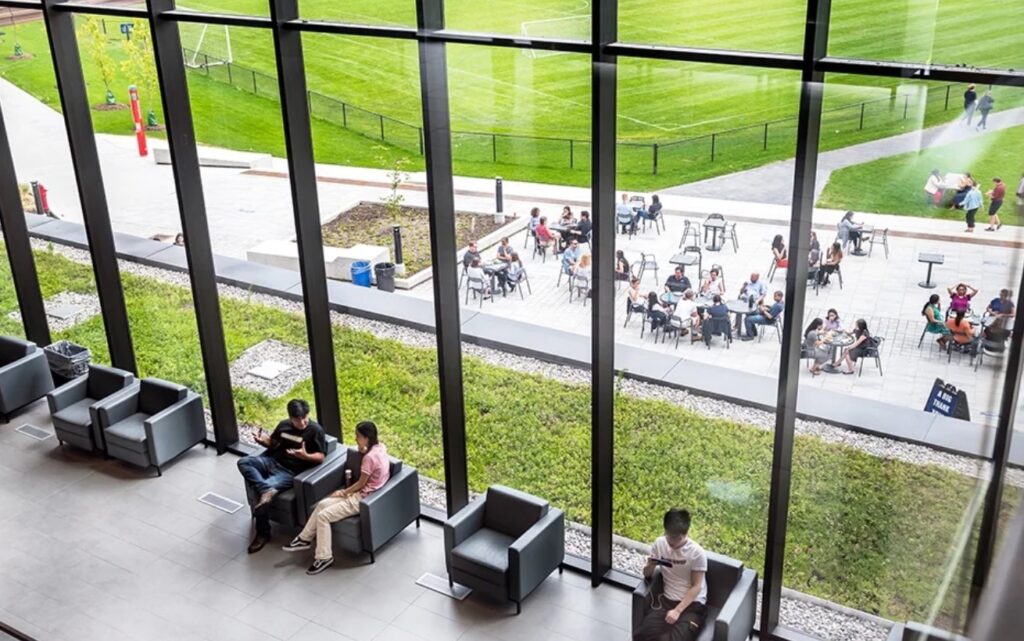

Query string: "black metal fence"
[[181, 47, 962, 176]]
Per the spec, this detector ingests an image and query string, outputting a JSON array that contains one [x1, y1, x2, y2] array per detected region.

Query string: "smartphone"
[[649, 557, 674, 568]]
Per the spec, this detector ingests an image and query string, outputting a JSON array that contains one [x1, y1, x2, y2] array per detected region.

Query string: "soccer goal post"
[[179, 18, 233, 68], [519, 14, 590, 58]]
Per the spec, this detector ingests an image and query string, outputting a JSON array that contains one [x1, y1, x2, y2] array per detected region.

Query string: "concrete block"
[[246, 240, 389, 283]]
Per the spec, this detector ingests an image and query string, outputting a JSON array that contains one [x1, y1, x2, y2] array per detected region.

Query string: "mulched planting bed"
[[321, 201, 507, 274]]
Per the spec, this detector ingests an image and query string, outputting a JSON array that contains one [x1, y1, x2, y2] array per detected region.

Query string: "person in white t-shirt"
[[634, 509, 708, 641]]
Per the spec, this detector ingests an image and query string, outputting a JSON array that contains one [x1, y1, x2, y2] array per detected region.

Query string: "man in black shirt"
[[238, 399, 326, 553], [574, 211, 592, 243], [664, 267, 692, 294]]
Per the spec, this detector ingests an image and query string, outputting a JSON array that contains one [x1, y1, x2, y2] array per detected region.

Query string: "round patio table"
[[821, 332, 855, 373], [660, 291, 683, 306], [726, 299, 756, 337]]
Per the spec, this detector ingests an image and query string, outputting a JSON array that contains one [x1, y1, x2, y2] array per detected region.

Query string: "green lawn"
[[1, 240, 1018, 625], [818, 124, 1024, 218]]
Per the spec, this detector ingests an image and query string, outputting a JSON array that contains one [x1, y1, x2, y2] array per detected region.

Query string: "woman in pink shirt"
[[283, 421, 390, 575]]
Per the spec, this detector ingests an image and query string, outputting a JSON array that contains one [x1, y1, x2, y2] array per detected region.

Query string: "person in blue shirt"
[[561, 240, 582, 276], [986, 289, 1015, 317], [738, 272, 768, 305], [961, 181, 983, 232], [742, 290, 784, 340]]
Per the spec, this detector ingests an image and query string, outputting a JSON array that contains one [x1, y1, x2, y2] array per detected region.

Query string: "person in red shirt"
[[986, 177, 1006, 231]]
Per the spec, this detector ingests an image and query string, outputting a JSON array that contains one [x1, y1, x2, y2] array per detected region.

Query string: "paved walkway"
[[664, 106, 1024, 205]]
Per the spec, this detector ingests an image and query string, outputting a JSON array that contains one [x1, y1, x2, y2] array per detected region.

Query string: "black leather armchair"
[[47, 364, 135, 452], [92, 378, 205, 476], [885, 622, 969, 641], [632, 551, 757, 641], [444, 485, 565, 614], [244, 436, 342, 529], [298, 447, 421, 563], [0, 336, 54, 422]]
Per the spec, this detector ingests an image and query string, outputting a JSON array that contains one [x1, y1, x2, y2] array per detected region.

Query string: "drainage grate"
[[15, 424, 53, 441], [416, 572, 471, 600], [197, 492, 244, 514]]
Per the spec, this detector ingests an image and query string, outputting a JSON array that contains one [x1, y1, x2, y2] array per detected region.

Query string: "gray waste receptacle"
[[374, 262, 396, 292]]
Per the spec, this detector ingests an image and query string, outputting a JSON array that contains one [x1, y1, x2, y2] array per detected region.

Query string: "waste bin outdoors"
[[374, 262, 396, 293], [44, 340, 91, 381], [351, 260, 372, 288]]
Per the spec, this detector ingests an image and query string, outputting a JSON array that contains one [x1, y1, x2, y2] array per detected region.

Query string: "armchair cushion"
[[451, 528, 516, 586], [138, 379, 187, 415], [104, 413, 150, 454], [483, 485, 549, 538], [52, 398, 94, 432], [0, 336, 32, 364], [87, 365, 134, 400]]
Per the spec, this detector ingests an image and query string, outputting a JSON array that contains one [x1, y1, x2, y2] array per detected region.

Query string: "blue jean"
[[745, 314, 771, 337], [239, 455, 295, 536]]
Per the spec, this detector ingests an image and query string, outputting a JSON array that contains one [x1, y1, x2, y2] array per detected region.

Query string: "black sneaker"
[[282, 537, 312, 553], [307, 557, 334, 575]]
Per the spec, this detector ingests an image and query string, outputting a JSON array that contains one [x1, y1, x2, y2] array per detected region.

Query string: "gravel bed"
[[228, 339, 312, 398], [7, 290, 100, 332]]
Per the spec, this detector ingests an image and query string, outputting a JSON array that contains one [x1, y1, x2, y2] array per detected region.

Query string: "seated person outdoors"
[[574, 253, 593, 281], [536, 216, 555, 250], [738, 272, 768, 304], [495, 236, 513, 264], [527, 207, 541, 235], [983, 314, 1012, 345], [817, 242, 843, 286], [559, 205, 576, 227], [672, 290, 702, 338], [837, 211, 863, 252], [634, 509, 708, 641], [283, 421, 391, 575], [664, 266, 692, 294], [838, 319, 873, 374], [986, 288, 1015, 317], [646, 291, 671, 332], [238, 399, 327, 554], [948, 282, 979, 313], [506, 252, 525, 292], [462, 241, 481, 269], [743, 290, 784, 340], [946, 309, 979, 354], [804, 318, 831, 375], [644, 194, 663, 223], [575, 210, 593, 242], [706, 295, 728, 320], [615, 250, 632, 281], [561, 239, 582, 275], [557, 206, 576, 253], [771, 234, 789, 268], [466, 258, 493, 298], [627, 278, 645, 313], [700, 268, 725, 298], [922, 294, 951, 349], [823, 308, 843, 332]]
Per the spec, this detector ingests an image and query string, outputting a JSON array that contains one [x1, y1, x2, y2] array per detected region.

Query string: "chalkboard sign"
[[924, 378, 970, 421], [120, 23, 133, 40]]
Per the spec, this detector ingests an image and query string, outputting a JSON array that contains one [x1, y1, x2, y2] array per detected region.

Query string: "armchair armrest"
[[145, 393, 205, 465], [633, 567, 664, 632], [295, 447, 347, 521], [47, 376, 88, 414], [509, 508, 565, 602], [92, 385, 140, 430], [443, 498, 486, 568], [360, 467, 420, 552], [714, 567, 757, 641], [0, 350, 52, 411]]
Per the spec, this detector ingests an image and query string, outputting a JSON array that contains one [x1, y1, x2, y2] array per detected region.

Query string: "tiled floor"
[[0, 401, 634, 641]]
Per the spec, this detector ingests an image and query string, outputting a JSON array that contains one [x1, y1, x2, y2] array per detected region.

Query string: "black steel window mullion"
[[415, 0, 469, 516], [146, 0, 238, 452], [0, 103, 50, 346], [967, 267, 1024, 616], [41, 0, 136, 373], [590, 0, 616, 587], [268, 0, 342, 439], [760, 0, 831, 637]]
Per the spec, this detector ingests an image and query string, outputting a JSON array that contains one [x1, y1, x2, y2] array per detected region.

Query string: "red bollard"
[[128, 85, 148, 157], [38, 182, 51, 214]]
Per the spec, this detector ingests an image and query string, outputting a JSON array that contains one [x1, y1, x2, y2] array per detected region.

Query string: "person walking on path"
[[985, 177, 1005, 231], [961, 179, 983, 232], [962, 84, 978, 125], [976, 91, 995, 130]]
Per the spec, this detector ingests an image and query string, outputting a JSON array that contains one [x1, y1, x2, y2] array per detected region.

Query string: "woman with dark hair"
[[804, 318, 830, 375], [771, 234, 789, 268], [823, 309, 842, 332], [283, 421, 391, 575], [946, 309, 978, 354], [817, 242, 843, 286], [615, 250, 631, 281], [839, 319, 872, 374], [922, 294, 950, 348], [647, 291, 669, 332], [837, 211, 863, 252]]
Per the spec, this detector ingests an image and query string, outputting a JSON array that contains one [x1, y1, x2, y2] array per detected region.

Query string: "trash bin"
[[350, 260, 372, 288], [374, 262, 396, 293], [44, 340, 91, 379]]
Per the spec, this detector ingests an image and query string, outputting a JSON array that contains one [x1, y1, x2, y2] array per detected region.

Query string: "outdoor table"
[[821, 331, 855, 373], [703, 218, 727, 252], [669, 251, 701, 276], [917, 252, 944, 288], [726, 299, 756, 337], [483, 261, 509, 297], [850, 225, 873, 256], [660, 291, 682, 307]]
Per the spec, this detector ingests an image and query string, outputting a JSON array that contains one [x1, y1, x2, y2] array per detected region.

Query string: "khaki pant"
[[299, 494, 361, 560]]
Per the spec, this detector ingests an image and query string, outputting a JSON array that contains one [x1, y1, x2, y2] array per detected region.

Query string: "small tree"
[[82, 16, 117, 105], [121, 19, 160, 124], [375, 145, 409, 224]]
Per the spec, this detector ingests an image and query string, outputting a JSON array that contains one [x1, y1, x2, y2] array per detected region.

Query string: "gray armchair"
[[244, 436, 341, 528], [298, 447, 421, 563], [47, 364, 135, 452], [632, 551, 757, 641], [444, 485, 565, 614], [885, 622, 969, 641], [0, 336, 54, 422], [92, 378, 205, 476]]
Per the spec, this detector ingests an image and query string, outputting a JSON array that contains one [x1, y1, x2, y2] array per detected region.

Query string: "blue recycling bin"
[[350, 260, 372, 288]]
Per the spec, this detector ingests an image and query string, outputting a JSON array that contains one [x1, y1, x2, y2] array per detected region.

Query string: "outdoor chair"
[[807, 267, 820, 296], [618, 209, 637, 237], [244, 436, 341, 530], [640, 307, 667, 342], [465, 275, 489, 307], [47, 364, 135, 453], [974, 337, 1007, 371], [724, 221, 739, 252], [569, 274, 590, 305], [818, 264, 844, 290], [679, 219, 701, 248], [703, 316, 732, 349], [522, 227, 535, 249], [632, 551, 757, 641], [532, 234, 549, 263], [766, 255, 786, 283], [556, 260, 575, 287], [885, 622, 969, 641], [703, 213, 724, 245], [635, 252, 660, 284], [641, 207, 664, 235], [947, 339, 977, 364], [92, 378, 206, 476], [0, 336, 54, 423], [681, 245, 703, 278], [867, 227, 889, 258], [663, 314, 695, 349], [509, 268, 532, 299], [859, 336, 884, 376], [457, 264, 468, 291], [624, 299, 647, 328], [299, 447, 421, 563], [757, 314, 783, 344], [444, 485, 564, 615]]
